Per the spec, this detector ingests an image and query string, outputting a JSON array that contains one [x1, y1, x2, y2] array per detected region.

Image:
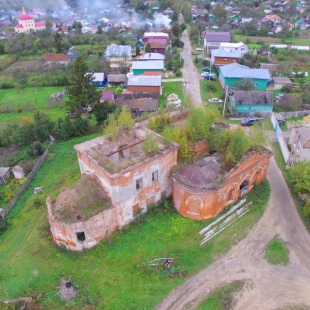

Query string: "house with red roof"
[[15, 8, 46, 33], [44, 53, 70, 67]]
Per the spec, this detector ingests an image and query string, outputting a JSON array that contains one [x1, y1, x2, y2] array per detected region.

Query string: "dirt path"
[[180, 29, 203, 107], [156, 158, 310, 310]]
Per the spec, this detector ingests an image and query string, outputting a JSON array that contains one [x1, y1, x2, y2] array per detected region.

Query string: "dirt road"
[[180, 29, 203, 107], [156, 158, 310, 310]]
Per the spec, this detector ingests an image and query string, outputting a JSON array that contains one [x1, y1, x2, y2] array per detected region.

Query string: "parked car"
[[202, 67, 211, 72], [240, 117, 262, 126], [201, 72, 215, 77], [208, 98, 223, 103], [276, 115, 285, 126], [204, 75, 217, 81]]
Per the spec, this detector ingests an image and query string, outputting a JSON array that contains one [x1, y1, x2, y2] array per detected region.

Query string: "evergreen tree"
[[145, 43, 151, 53], [66, 56, 100, 125], [54, 32, 63, 53]]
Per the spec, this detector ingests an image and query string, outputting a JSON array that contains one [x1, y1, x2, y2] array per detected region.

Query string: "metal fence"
[[271, 113, 290, 164], [2, 147, 50, 219]]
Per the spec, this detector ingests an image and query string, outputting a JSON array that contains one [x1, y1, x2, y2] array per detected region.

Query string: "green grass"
[[196, 280, 245, 310], [265, 237, 289, 265], [284, 38, 310, 45], [160, 81, 184, 108], [0, 129, 271, 310], [0, 87, 67, 129], [0, 54, 17, 71], [200, 80, 224, 103]]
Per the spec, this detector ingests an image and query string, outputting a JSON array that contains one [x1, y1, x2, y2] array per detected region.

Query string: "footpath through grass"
[[196, 280, 245, 310], [265, 237, 289, 265], [0, 133, 270, 309]]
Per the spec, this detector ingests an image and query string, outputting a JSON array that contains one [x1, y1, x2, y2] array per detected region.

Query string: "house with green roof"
[[218, 63, 270, 91]]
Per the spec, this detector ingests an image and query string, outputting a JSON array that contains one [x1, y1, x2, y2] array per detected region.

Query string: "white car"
[[208, 98, 223, 103], [201, 72, 215, 77]]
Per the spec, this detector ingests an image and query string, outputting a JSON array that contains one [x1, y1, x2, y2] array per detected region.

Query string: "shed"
[[12, 165, 25, 179], [0, 167, 11, 185], [271, 77, 293, 90], [107, 74, 127, 86], [100, 91, 115, 102]]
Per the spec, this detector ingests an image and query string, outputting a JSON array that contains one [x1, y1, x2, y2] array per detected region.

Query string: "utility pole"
[[222, 85, 229, 116]]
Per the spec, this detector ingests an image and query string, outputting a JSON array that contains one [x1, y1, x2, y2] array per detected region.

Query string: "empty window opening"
[[152, 170, 158, 182], [76, 231, 86, 242], [136, 178, 143, 191]]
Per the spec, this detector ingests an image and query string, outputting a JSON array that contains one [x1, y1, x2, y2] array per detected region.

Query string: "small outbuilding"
[[12, 165, 25, 179], [0, 167, 11, 185]]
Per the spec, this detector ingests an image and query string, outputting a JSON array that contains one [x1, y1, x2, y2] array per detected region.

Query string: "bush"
[[174, 69, 182, 77], [0, 82, 14, 89], [206, 83, 216, 92]]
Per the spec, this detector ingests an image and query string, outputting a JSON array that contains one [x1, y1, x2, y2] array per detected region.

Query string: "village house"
[[288, 126, 310, 164], [14, 8, 46, 33], [142, 31, 169, 45], [262, 14, 282, 24], [229, 90, 274, 116], [210, 49, 242, 66], [131, 60, 164, 75], [219, 42, 248, 56], [67, 46, 79, 61], [47, 126, 179, 250], [127, 75, 162, 94], [100, 91, 114, 103], [136, 53, 165, 61], [44, 53, 70, 67], [203, 31, 231, 53], [104, 44, 132, 70], [172, 150, 271, 220], [270, 77, 293, 90], [107, 74, 127, 86], [218, 63, 270, 91], [87, 72, 105, 88]]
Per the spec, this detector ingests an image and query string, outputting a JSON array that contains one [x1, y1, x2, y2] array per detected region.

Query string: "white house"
[[219, 42, 248, 56]]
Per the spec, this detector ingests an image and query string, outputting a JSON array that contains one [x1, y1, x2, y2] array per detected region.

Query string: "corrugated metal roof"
[[87, 72, 104, 81], [272, 77, 292, 84], [205, 31, 231, 42], [139, 53, 165, 60], [211, 49, 242, 58], [144, 32, 169, 38], [132, 60, 164, 70], [128, 75, 162, 86], [232, 90, 274, 105], [105, 44, 132, 58], [220, 63, 270, 79]]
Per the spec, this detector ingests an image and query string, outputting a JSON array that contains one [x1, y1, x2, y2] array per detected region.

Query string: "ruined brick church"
[[47, 124, 271, 251]]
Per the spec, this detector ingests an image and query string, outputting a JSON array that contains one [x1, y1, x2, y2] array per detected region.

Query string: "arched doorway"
[[239, 180, 249, 197]]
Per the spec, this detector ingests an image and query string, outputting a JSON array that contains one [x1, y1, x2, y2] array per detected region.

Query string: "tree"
[[66, 56, 100, 126], [213, 5, 227, 26], [145, 43, 151, 53], [228, 128, 249, 163], [135, 45, 141, 56], [249, 123, 269, 150], [94, 102, 117, 125], [186, 107, 211, 142], [142, 133, 159, 154], [182, 2, 192, 23], [171, 23, 182, 37], [290, 161, 310, 195], [105, 113, 119, 141], [54, 32, 64, 53], [118, 106, 134, 130]]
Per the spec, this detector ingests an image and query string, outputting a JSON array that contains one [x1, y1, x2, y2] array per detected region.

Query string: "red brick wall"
[[172, 151, 270, 220]]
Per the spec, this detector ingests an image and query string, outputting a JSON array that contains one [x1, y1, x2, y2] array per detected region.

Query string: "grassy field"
[[265, 237, 289, 265], [196, 280, 245, 310], [0, 130, 271, 309], [0, 54, 17, 71], [0, 87, 68, 129], [160, 81, 184, 107], [200, 80, 224, 103]]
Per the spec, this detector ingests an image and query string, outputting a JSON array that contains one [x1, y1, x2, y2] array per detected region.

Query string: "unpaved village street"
[[156, 158, 310, 310], [180, 29, 203, 107]]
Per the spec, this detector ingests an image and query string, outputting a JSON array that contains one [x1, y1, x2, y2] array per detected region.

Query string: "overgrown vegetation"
[[265, 237, 289, 265], [196, 280, 245, 310]]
